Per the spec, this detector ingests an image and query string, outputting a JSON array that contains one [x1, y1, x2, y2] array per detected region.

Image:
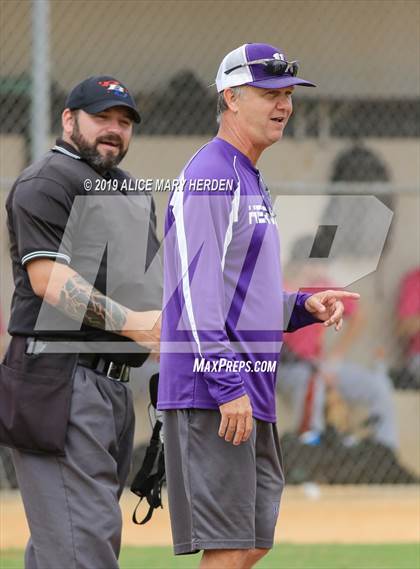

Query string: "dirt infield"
[[1, 485, 419, 549]]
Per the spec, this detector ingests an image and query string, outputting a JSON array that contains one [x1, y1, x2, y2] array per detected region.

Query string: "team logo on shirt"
[[98, 80, 128, 98], [248, 204, 276, 225]]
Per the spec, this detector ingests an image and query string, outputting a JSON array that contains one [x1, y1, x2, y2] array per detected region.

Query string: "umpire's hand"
[[218, 394, 253, 446], [124, 310, 161, 359]]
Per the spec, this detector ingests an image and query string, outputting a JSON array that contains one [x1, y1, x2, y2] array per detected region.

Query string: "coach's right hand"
[[218, 394, 253, 446]]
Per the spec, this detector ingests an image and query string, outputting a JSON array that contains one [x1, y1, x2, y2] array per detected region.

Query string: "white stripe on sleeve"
[[221, 155, 240, 271], [172, 173, 203, 357], [21, 251, 71, 266]]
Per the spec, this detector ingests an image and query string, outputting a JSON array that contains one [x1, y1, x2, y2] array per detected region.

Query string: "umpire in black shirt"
[[2, 76, 162, 568]]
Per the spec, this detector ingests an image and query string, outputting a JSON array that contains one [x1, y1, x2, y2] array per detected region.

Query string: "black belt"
[[78, 354, 130, 382], [25, 338, 130, 383]]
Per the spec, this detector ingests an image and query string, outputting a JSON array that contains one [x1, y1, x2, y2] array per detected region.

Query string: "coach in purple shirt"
[[158, 43, 359, 569]]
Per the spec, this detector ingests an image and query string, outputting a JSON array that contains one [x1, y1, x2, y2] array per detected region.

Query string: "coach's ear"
[[61, 108, 76, 137], [223, 87, 242, 113]]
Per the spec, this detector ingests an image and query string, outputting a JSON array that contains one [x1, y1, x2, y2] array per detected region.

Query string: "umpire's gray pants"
[[278, 360, 398, 449], [12, 365, 135, 569]]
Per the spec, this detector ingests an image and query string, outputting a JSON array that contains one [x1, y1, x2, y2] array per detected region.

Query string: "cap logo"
[[272, 53, 285, 61], [98, 80, 128, 98]]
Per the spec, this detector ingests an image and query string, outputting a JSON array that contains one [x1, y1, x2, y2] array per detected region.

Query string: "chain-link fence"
[[0, 0, 419, 490], [1, 1, 419, 144]]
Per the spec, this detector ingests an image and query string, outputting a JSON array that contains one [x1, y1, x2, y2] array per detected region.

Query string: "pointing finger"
[[325, 291, 360, 300]]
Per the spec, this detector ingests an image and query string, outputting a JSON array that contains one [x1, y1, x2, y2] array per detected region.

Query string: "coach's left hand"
[[304, 290, 360, 331]]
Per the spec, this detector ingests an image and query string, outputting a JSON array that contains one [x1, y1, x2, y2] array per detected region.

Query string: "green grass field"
[[0, 544, 419, 569]]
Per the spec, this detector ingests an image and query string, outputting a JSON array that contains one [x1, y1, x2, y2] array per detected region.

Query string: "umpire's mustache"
[[96, 134, 124, 151]]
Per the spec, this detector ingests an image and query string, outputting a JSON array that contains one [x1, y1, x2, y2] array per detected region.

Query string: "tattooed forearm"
[[57, 274, 127, 331]]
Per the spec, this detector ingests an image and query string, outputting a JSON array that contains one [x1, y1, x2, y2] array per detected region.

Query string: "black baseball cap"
[[65, 75, 141, 123]]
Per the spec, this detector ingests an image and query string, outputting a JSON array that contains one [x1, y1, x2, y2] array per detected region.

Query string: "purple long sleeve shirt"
[[157, 137, 318, 422]]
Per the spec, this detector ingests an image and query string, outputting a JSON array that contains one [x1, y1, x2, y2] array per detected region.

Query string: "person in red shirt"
[[277, 240, 398, 450], [396, 267, 420, 384]]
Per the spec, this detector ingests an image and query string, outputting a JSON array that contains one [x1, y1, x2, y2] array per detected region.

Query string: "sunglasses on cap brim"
[[225, 58, 299, 77]]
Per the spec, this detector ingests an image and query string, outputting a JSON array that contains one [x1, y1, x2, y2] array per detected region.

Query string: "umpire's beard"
[[70, 119, 128, 175]]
